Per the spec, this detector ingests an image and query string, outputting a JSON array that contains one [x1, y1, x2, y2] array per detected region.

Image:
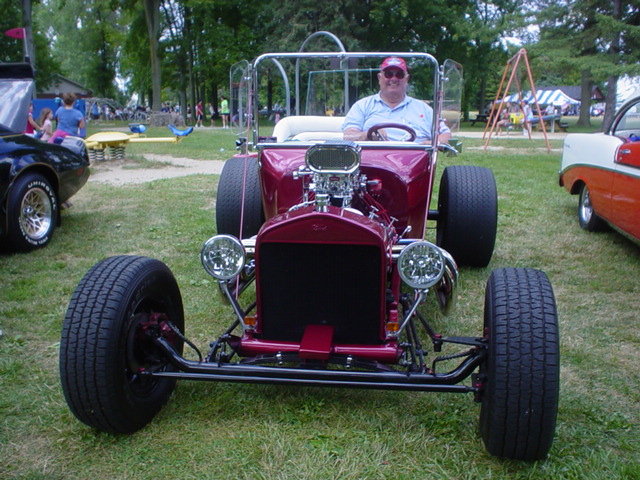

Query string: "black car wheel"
[[479, 268, 559, 461], [578, 184, 607, 231], [436, 165, 497, 267], [60, 256, 184, 434], [6, 173, 58, 251], [216, 156, 264, 238]]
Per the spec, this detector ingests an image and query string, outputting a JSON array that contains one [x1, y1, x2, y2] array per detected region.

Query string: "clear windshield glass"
[[230, 60, 250, 136], [0, 77, 34, 132], [613, 98, 640, 137], [246, 52, 439, 144], [442, 59, 463, 135]]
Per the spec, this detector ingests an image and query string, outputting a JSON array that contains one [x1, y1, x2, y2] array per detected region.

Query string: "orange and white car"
[[560, 95, 640, 244]]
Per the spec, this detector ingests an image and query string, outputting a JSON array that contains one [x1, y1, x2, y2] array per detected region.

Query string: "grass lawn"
[[0, 127, 638, 479]]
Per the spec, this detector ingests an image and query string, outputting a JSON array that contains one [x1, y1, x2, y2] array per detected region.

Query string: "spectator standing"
[[208, 102, 215, 127], [49, 92, 85, 142], [195, 101, 204, 127], [91, 103, 100, 122], [220, 96, 229, 128]]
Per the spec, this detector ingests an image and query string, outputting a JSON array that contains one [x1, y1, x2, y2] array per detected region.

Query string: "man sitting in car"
[[342, 57, 451, 144]]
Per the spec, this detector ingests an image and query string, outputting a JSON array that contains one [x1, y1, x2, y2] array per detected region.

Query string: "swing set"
[[483, 49, 551, 152]]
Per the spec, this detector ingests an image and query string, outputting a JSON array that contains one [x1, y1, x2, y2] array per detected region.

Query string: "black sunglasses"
[[382, 69, 406, 79]]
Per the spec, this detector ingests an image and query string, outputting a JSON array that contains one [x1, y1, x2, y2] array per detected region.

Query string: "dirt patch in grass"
[[89, 154, 226, 185]]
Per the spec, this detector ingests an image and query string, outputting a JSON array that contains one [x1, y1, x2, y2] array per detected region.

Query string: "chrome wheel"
[[6, 174, 58, 251], [20, 186, 53, 241], [578, 184, 606, 232], [579, 186, 594, 224]]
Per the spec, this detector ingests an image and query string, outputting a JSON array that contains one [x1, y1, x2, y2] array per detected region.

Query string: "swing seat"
[[168, 124, 194, 136], [128, 123, 147, 134], [272, 115, 345, 142]]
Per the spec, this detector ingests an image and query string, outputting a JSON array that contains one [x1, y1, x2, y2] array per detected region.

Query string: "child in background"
[[24, 103, 40, 135], [38, 108, 54, 142]]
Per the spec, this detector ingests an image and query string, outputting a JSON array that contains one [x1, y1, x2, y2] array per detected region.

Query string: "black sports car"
[[0, 63, 90, 252]]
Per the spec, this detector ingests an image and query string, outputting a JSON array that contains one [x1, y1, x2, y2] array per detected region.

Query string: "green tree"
[[120, 4, 152, 106], [35, 0, 119, 98], [1, 0, 61, 92], [531, 0, 640, 129]]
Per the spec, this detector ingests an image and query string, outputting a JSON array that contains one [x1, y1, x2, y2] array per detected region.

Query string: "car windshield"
[[613, 98, 640, 138], [0, 64, 35, 133], [232, 48, 462, 147]]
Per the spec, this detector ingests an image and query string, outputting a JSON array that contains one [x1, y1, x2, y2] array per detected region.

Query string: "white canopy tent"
[[502, 89, 579, 106]]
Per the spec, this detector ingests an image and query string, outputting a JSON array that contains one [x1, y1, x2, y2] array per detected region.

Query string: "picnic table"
[[529, 114, 568, 133], [471, 113, 490, 126]]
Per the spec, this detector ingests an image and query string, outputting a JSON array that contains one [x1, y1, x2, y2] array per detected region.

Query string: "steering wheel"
[[366, 123, 417, 142]]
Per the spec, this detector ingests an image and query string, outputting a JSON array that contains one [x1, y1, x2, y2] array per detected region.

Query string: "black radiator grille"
[[258, 242, 383, 344]]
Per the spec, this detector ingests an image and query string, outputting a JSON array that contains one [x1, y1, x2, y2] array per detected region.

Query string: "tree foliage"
[[529, 0, 640, 129], [13, 0, 637, 123], [0, 0, 61, 92], [35, 0, 121, 98]]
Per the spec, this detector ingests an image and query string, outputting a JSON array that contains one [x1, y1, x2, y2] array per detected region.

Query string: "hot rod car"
[[60, 33, 559, 461]]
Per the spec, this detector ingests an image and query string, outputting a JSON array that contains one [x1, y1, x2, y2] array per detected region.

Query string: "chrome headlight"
[[201, 235, 246, 280], [305, 140, 361, 174], [397, 241, 446, 290]]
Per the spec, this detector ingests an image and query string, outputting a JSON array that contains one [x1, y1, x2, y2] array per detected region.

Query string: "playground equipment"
[[483, 49, 551, 152], [84, 124, 193, 161]]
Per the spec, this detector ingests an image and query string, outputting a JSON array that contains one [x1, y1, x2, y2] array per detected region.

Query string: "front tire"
[[216, 156, 264, 238], [479, 268, 559, 460], [436, 166, 497, 267], [60, 256, 184, 434], [6, 173, 58, 251]]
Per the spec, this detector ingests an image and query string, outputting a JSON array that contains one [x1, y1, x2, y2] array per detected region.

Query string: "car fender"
[[560, 133, 623, 219]]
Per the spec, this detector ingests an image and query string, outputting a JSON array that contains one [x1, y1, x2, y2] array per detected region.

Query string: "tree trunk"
[[576, 70, 592, 128], [478, 74, 487, 114], [602, 0, 622, 133], [602, 75, 618, 132], [143, 0, 162, 112]]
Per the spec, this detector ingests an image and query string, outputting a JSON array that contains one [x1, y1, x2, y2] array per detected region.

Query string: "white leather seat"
[[272, 115, 345, 142]]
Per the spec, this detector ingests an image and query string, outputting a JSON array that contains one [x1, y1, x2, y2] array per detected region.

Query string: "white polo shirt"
[[342, 93, 448, 142]]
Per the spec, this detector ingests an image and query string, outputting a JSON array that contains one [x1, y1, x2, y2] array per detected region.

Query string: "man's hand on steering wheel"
[[366, 123, 417, 142]]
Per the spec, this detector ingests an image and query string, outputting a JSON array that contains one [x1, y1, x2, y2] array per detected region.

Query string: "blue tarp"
[[33, 98, 86, 137]]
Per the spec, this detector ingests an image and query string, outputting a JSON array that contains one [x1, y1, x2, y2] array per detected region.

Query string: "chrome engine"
[[293, 141, 366, 211]]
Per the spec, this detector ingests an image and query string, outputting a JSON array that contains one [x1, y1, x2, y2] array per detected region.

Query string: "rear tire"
[[60, 256, 184, 434], [578, 184, 607, 231], [479, 268, 559, 460], [216, 156, 264, 238], [436, 165, 497, 267]]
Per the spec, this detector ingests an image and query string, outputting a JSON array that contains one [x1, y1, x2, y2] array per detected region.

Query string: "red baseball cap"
[[380, 57, 408, 72]]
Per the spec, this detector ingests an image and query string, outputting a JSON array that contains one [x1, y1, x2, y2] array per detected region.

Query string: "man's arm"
[[437, 131, 452, 144], [343, 127, 366, 141], [437, 119, 452, 144], [344, 127, 390, 141]]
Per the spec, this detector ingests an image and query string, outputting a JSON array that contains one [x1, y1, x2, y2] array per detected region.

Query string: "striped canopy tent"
[[501, 89, 579, 106], [535, 89, 580, 106]]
